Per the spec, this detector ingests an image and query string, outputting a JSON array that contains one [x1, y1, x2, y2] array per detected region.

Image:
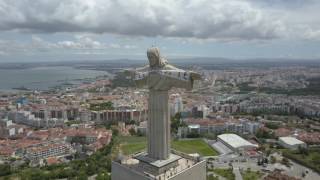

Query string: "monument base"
[[111, 151, 207, 180], [135, 152, 181, 175]]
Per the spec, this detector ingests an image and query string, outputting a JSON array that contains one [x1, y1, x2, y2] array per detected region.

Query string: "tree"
[[129, 128, 136, 135], [86, 160, 97, 176], [207, 174, 219, 180], [311, 154, 320, 164], [186, 131, 200, 138], [77, 169, 88, 180], [256, 129, 274, 139], [136, 130, 144, 136], [20, 168, 46, 180], [257, 160, 262, 166], [171, 119, 179, 134], [281, 157, 290, 167], [128, 120, 136, 125], [96, 171, 111, 180], [203, 133, 216, 140], [89, 101, 114, 111], [298, 146, 309, 156], [171, 113, 182, 134], [0, 164, 11, 176], [111, 128, 119, 136], [265, 123, 279, 129]]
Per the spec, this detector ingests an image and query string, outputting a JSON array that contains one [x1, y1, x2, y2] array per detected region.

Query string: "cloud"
[[249, 0, 320, 40], [304, 29, 320, 40], [57, 36, 106, 49], [0, 0, 285, 41], [0, 35, 137, 54]]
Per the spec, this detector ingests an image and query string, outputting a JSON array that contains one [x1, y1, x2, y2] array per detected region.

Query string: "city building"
[[0, 118, 15, 137], [192, 105, 210, 119], [187, 124, 200, 134], [278, 136, 306, 150], [91, 109, 147, 123], [137, 121, 147, 135], [0, 118, 24, 138], [217, 133, 258, 153], [297, 131, 320, 145], [25, 142, 74, 161], [9, 111, 64, 128], [182, 118, 261, 136], [212, 103, 240, 114], [170, 93, 184, 116]]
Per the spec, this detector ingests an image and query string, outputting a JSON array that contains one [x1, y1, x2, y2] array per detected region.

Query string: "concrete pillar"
[[148, 89, 170, 160]]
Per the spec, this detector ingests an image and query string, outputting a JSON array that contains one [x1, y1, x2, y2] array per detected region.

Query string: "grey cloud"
[[250, 0, 317, 8], [0, 35, 136, 55], [0, 0, 285, 41], [304, 28, 320, 40]]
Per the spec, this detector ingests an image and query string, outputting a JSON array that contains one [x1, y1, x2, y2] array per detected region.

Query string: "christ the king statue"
[[129, 47, 200, 160]]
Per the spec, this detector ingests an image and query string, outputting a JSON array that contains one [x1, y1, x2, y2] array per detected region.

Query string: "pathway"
[[233, 167, 243, 180]]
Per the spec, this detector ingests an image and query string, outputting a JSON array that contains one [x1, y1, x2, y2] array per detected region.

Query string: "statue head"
[[147, 47, 167, 68]]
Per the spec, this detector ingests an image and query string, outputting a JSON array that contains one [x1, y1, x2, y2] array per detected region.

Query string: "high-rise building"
[[170, 94, 183, 116]]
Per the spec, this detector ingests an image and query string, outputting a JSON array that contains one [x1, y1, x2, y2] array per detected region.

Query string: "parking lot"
[[207, 152, 320, 180]]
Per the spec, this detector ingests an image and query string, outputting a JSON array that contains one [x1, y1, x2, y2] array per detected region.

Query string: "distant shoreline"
[[1, 59, 320, 71], [0, 66, 109, 92]]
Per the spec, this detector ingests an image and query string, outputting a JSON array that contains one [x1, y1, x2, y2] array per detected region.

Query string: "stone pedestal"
[[148, 89, 170, 160]]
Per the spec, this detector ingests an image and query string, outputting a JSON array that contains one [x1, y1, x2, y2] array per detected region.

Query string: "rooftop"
[[116, 151, 203, 179], [279, 136, 305, 145], [218, 133, 258, 149]]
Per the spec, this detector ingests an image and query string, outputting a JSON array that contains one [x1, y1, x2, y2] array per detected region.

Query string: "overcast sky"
[[0, 0, 320, 62]]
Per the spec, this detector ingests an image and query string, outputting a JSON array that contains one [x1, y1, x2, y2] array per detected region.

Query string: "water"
[[0, 66, 108, 91]]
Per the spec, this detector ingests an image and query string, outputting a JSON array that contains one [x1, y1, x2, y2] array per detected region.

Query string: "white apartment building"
[[26, 143, 73, 160]]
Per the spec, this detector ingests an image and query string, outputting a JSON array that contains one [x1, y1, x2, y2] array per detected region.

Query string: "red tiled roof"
[[297, 132, 320, 144], [46, 157, 60, 165], [275, 128, 292, 137]]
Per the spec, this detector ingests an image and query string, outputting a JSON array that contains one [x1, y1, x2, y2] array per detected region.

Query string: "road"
[[232, 167, 243, 180]]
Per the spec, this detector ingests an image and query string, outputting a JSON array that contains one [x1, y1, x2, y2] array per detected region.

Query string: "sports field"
[[119, 137, 218, 156]]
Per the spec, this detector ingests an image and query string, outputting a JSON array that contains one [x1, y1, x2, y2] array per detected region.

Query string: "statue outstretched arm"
[[162, 64, 201, 80], [190, 71, 201, 81], [123, 65, 149, 77]]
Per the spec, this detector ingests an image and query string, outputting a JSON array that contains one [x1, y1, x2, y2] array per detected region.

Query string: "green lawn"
[[207, 174, 219, 180], [118, 136, 147, 155], [121, 142, 146, 155], [118, 137, 218, 156], [241, 170, 263, 180], [172, 139, 218, 156], [118, 136, 146, 144], [212, 168, 235, 180]]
